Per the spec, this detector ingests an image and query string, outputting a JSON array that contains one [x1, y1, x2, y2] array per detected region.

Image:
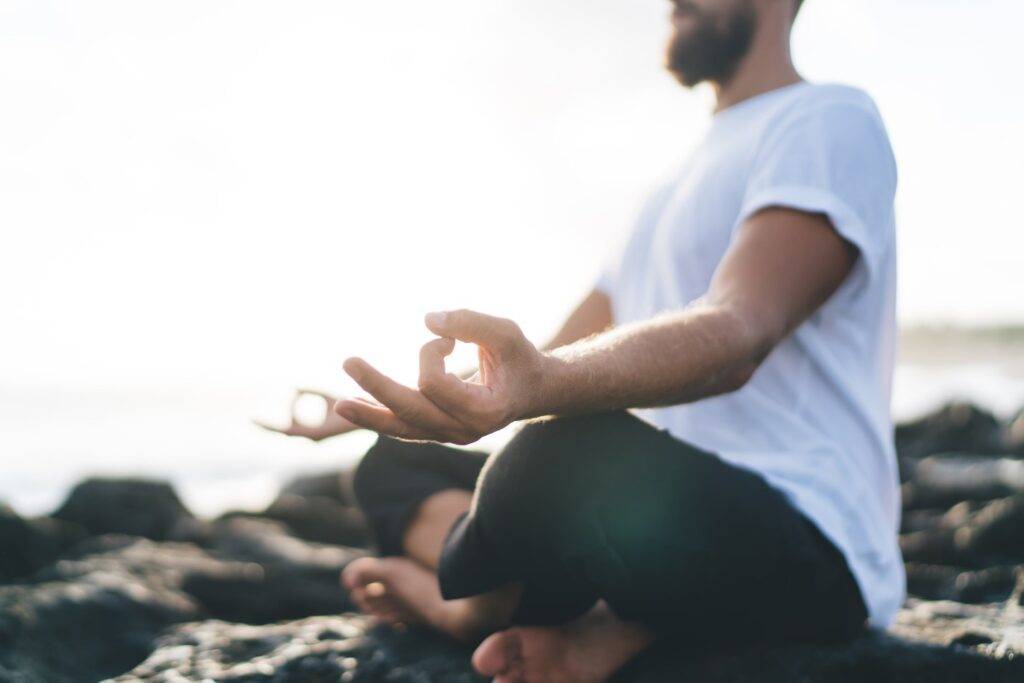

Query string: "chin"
[[671, 12, 697, 32]]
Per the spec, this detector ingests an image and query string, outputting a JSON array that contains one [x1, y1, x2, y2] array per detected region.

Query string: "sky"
[[1, 1, 1023, 516], [2, 0, 1022, 394]]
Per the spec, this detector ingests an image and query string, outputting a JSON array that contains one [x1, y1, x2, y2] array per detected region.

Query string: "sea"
[[2, 328, 1022, 519]]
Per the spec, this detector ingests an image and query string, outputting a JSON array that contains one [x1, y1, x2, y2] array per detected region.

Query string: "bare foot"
[[341, 556, 521, 643], [472, 602, 654, 683]]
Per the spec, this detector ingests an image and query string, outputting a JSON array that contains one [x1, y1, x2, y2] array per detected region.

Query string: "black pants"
[[353, 411, 867, 648]]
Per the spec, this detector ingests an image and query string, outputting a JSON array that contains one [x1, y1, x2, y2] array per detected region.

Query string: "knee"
[[483, 418, 575, 490], [483, 412, 632, 490], [474, 415, 616, 529], [351, 437, 410, 511]]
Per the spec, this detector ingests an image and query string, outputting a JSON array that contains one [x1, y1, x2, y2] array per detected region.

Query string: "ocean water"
[[2, 334, 1022, 519]]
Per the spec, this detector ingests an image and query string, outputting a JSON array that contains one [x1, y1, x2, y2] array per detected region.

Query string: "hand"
[[253, 388, 361, 441], [334, 310, 547, 444]]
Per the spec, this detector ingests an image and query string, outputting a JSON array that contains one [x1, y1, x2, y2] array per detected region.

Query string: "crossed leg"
[[343, 412, 867, 682], [341, 486, 654, 681]]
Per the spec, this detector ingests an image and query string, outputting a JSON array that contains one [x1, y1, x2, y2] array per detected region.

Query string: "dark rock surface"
[[111, 617, 484, 683], [895, 401, 1010, 461], [218, 469, 371, 548], [221, 494, 370, 549], [0, 504, 85, 583], [2, 400, 1023, 682], [52, 479, 193, 541], [111, 597, 1024, 683]]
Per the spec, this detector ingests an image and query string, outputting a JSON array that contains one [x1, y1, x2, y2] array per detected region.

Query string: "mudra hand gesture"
[[254, 388, 360, 442], [335, 310, 547, 445]]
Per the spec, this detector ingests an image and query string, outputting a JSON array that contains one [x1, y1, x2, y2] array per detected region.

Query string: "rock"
[[222, 494, 370, 548], [0, 510, 368, 683], [896, 402, 1006, 460], [110, 598, 1024, 683], [279, 469, 358, 507], [221, 468, 371, 548], [1006, 408, 1024, 455], [12, 401, 1024, 683], [905, 563, 1021, 604], [900, 508, 947, 534], [177, 516, 363, 571], [0, 504, 86, 583], [172, 517, 366, 622], [901, 455, 1024, 510], [110, 616, 484, 682], [178, 518, 364, 623], [956, 496, 1024, 564], [891, 598, 1024, 654], [901, 496, 1024, 567], [0, 560, 200, 683], [38, 531, 360, 624], [52, 479, 194, 541]]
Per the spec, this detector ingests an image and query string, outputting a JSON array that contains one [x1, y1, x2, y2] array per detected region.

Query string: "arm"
[[334, 207, 856, 444], [257, 291, 611, 440], [533, 208, 857, 415]]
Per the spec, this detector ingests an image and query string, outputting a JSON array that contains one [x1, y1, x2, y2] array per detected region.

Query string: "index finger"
[[418, 337, 488, 416], [341, 357, 473, 439]]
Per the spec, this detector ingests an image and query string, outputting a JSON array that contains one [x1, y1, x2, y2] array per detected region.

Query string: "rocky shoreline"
[[2, 401, 1024, 682]]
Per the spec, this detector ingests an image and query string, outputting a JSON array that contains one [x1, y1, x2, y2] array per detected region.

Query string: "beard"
[[666, 1, 757, 87]]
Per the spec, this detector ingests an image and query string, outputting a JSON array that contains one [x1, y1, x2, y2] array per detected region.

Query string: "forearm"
[[526, 299, 773, 418]]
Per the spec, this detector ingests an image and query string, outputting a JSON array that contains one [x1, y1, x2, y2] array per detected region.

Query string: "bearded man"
[[265, 0, 904, 679]]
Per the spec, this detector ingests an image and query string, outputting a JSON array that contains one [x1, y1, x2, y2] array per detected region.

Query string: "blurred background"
[[2, 0, 1022, 517]]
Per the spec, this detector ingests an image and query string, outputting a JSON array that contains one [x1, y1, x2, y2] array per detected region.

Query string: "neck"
[[712, 12, 802, 113]]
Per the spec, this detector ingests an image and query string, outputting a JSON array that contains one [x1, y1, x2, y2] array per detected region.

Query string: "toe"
[[341, 557, 385, 590], [473, 629, 520, 677]]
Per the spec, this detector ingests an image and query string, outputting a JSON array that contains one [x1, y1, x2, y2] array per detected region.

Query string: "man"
[[265, 0, 904, 679]]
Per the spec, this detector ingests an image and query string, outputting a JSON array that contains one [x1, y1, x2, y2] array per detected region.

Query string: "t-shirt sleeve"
[[738, 99, 898, 279]]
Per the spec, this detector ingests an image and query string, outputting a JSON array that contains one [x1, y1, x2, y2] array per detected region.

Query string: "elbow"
[[718, 314, 782, 394], [719, 358, 760, 394]]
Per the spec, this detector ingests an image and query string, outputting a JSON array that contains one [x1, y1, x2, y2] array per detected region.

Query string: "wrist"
[[518, 351, 571, 420]]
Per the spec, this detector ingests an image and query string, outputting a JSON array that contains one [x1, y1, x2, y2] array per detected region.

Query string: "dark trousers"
[[353, 411, 867, 648]]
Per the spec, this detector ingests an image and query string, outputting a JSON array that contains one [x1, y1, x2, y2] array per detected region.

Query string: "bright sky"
[[2, 0, 1022, 396]]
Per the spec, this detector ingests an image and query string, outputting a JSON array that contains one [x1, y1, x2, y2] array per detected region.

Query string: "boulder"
[[52, 478, 193, 541], [279, 469, 358, 506], [0, 560, 199, 683], [0, 522, 365, 683], [222, 493, 370, 548], [900, 495, 1024, 567], [901, 455, 1024, 510], [905, 563, 1021, 604], [0, 504, 86, 583], [1006, 407, 1024, 455], [896, 402, 1006, 460]]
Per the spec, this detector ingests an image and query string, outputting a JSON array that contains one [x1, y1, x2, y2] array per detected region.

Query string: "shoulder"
[[774, 83, 889, 138], [763, 84, 896, 171]]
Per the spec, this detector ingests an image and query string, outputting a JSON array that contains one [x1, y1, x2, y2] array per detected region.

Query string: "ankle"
[[441, 582, 524, 644]]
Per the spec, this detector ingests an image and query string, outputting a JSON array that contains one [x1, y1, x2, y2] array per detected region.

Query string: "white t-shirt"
[[597, 82, 905, 627]]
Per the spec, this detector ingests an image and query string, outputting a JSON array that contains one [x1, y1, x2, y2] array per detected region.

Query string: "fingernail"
[[425, 312, 447, 327], [335, 402, 355, 419]]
